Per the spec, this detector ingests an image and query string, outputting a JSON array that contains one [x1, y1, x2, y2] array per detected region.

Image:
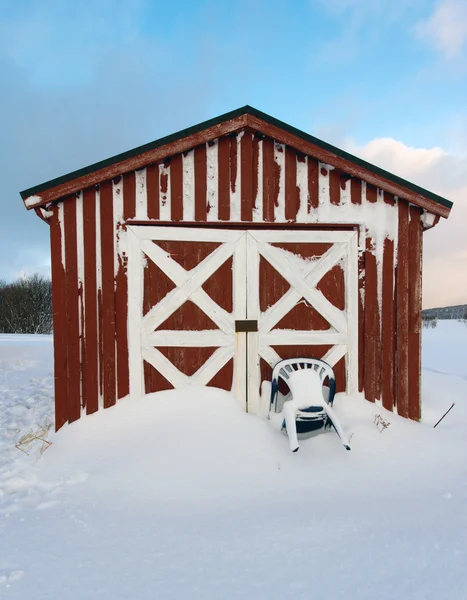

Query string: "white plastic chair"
[[268, 358, 350, 453]]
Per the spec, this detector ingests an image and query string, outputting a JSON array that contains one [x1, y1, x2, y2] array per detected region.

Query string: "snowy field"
[[1, 323, 466, 599]]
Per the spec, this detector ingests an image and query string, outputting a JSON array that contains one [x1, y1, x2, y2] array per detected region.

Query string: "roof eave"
[[20, 105, 453, 219]]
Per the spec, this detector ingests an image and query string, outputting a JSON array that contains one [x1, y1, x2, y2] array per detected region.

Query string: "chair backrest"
[[269, 358, 336, 413]]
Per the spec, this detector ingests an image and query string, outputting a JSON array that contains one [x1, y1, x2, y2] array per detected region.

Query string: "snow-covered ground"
[[1, 322, 466, 599]]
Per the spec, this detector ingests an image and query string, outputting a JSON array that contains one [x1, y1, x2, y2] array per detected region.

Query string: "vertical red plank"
[[170, 154, 183, 221], [63, 196, 81, 422], [262, 137, 275, 222], [50, 207, 68, 430], [364, 234, 378, 403], [123, 172, 136, 220], [98, 288, 104, 400], [350, 178, 362, 205], [329, 169, 341, 205], [252, 135, 260, 216], [285, 146, 299, 221], [366, 183, 377, 203], [218, 136, 230, 221], [408, 206, 422, 421], [396, 201, 410, 418], [195, 144, 207, 221], [241, 132, 253, 221], [381, 236, 395, 411], [308, 157, 319, 211], [82, 188, 99, 415], [100, 181, 116, 408], [146, 163, 160, 220]]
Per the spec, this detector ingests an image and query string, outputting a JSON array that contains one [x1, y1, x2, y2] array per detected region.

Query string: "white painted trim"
[[259, 345, 282, 368], [252, 139, 263, 222], [230, 132, 242, 222], [258, 242, 347, 333], [135, 167, 148, 221], [129, 225, 245, 243], [182, 149, 195, 222], [322, 344, 347, 367], [206, 140, 218, 221], [127, 228, 144, 400], [246, 232, 260, 413], [142, 241, 236, 334], [113, 177, 124, 276], [143, 346, 189, 388], [249, 229, 355, 243], [58, 202, 66, 270], [233, 233, 247, 408], [190, 346, 234, 387], [345, 231, 359, 394], [296, 155, 308, 222], [140, 240, 234, 333], [143, 331, 235, 347], [262, 331, 347, 345]]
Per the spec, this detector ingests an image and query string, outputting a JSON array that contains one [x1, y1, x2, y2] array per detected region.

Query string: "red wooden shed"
[[21, 107, 453, 430]]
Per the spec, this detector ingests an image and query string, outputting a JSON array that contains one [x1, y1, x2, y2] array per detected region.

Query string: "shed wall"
[[48, 129, 423, 429]]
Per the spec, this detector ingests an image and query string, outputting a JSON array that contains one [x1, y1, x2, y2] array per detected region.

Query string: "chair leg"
[[322, 403, 351, 451], [282, 401, 300, 452]]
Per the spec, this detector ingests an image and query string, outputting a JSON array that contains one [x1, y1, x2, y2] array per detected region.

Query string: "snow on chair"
[[269, 358, 351, 453]]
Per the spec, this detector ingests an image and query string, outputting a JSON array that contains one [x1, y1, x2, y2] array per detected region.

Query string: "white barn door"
[[245, 230, 359, 413], [127, 226, 358, 410], [127, 226, 248, 406]]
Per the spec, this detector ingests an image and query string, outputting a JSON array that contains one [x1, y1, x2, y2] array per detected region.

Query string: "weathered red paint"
[[29, 117, 447, 430], [408, 206, 422, 421], [82, 188, 99, 414], [99, 181, 116, 409], [49, 206, 68, 430], [396, 201, 410, 418], [63, 196, 81, 423]]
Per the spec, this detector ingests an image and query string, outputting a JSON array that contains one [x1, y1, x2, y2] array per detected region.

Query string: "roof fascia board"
[[21, 105, 452, 218]]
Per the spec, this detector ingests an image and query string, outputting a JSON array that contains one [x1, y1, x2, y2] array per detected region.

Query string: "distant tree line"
[[0, 274, 52, 334]]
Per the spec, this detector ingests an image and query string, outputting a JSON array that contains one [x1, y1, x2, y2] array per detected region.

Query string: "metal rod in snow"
[[433, 403, 455, 428]]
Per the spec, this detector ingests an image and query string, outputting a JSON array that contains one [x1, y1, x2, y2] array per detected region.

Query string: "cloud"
[[345, 136, 467, 308], [415, 0, 467, 58], [0, 1, 226, 283]]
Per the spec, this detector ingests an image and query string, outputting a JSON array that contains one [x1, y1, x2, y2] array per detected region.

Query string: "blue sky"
[[1, 0, 466, 307]]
